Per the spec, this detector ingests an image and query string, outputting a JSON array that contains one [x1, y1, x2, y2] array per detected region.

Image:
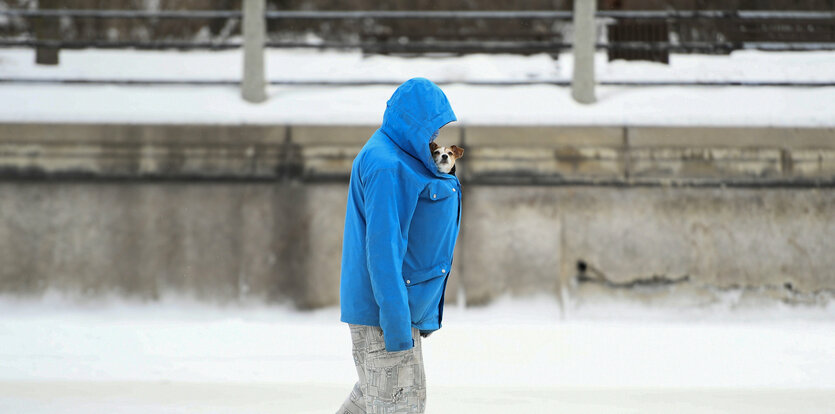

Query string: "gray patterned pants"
[[337, 324, 426, 414]]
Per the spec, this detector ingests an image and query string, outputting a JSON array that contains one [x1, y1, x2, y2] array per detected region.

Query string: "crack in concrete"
[[574, 259, 835, 298], [575, 259, 690, 289]]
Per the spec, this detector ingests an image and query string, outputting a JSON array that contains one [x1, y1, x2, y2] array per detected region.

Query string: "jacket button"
[[406, 280, 411, 284], [452, 188, 456, 192], [441, 269, 446, 273], [432, 194, 437, 199]]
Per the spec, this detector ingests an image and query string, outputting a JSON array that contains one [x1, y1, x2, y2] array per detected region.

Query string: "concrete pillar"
[[571, 0, 596, 104], [242, 0, 267, 103], [35, 0, 60, 65]]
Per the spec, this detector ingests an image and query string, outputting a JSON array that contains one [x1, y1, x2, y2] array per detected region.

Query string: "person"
[[337, 78, 462, 414]]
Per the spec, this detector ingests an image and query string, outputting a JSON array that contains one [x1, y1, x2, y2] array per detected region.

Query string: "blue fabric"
[[340, 78, 461, 352]]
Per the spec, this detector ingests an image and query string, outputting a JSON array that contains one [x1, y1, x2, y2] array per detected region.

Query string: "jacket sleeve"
[[363, 168, 420, 351]]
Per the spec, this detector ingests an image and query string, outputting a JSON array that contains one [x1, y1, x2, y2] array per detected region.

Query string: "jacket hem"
[[340, 315, 380, 327]]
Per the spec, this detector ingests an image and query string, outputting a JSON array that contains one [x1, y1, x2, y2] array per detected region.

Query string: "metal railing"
[[2, 39, 832, 53], [2, 77, 831, 87], [2, 9, 834, 20], [0, 6, 833, 98], [1, 8, 833, 52]]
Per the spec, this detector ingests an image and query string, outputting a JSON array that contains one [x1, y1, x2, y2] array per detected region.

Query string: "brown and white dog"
[[429, 141, 464, 174]]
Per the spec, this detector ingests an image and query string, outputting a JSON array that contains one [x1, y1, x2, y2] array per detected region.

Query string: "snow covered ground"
[[0, 295, 833, 413], [1, 48, 834, 126]]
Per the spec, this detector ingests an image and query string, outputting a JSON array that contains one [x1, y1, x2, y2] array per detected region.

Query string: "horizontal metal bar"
[[728, 10, 835, 20], [0, 9, 571, 19], [603, 42, 835, 52], [311, 41, 835, 52], [597, 10, 835, 20], [4, 39, 835, 52], [0, 39, 574, 51], [288, 10, 835, 20], [0, 9, 242, 19], [0, 40, 241, 50], [742, 42, 835, 51], [601, 80, 835, 86], [264, 10, 573, 19], [264, 40, 574, 52], [2, 78, 833, 87], [1, 9, 833, 21]]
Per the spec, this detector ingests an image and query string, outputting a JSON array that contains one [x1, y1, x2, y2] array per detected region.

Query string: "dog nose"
[[441, 154, 448, 159]]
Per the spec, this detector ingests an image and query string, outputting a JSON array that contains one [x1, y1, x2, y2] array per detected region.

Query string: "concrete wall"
[[0, 123, 833, 308], [0, 181, 345, 308], [2, 123, 833, 183], [461, 186, 835, 307]]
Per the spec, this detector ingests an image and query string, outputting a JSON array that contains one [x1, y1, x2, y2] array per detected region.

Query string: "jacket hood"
[[380, 78, 457, 177]]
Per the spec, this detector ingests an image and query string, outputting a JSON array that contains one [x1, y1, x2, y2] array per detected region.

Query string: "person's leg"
[[337, 324, 369, 414], [362, 325, 426, 414], [338, 382, 366, 414]]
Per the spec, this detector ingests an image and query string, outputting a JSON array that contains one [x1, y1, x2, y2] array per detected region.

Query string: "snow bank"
[[2, 82, 833, 126], [1, 294, 833, 413], [1, 294, 833, 389], [1, 48, 833, 126]]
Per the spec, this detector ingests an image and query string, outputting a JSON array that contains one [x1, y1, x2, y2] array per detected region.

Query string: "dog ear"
[[429, 141, 439, 152], [450, 145, 464, 159]]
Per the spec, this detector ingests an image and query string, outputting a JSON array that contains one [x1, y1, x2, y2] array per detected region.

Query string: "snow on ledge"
[[2, 83, 833, 127], [1, 48, 834, 127]]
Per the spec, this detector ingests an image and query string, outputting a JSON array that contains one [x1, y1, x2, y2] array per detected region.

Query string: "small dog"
[[429, 141, 464, 174]]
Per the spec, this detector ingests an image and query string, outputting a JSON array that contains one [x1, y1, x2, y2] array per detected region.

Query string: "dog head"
[[429, 141, 464, 174]]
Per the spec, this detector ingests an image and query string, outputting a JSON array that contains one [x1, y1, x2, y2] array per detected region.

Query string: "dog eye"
[[447, 152, 453, 155], [434, 151, 440, 155]]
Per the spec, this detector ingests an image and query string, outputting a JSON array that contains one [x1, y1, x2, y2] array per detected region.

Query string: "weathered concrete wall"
[[461, 186, 835, 306], [1, 182, 833, 307], [0, 123, 833, 308], [0, 181, 346, 308], [463, 126, 835, 184], [2, 123, 833, 184]]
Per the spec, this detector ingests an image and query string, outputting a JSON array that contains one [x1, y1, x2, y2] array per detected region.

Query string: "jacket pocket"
[[403, 262, 451, 287], [404, 270, 447, 325], [423, 180, 455, 202]]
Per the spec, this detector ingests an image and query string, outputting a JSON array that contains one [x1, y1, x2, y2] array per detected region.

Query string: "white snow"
[[0, 294, 833, 413], [0, 48, 834, 126], [580, 50, 835, 83], [0, 48, 562, 82], [2, 48, 834, 83], [4, 82, 834, 126]]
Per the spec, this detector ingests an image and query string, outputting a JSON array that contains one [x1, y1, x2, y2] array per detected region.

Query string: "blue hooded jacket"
[[340, 78, 461, 351]]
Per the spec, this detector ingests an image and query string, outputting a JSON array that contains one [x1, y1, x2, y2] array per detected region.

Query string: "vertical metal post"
[[571, 0, 596, 104], [35, 0, 60, 65], [242, 0, 267, 103]]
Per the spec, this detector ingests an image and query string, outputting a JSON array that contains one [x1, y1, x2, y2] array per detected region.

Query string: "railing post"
[[571, 0, 596, 104], [242, 0, 267, 103], [35, 0, 60, 65]]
